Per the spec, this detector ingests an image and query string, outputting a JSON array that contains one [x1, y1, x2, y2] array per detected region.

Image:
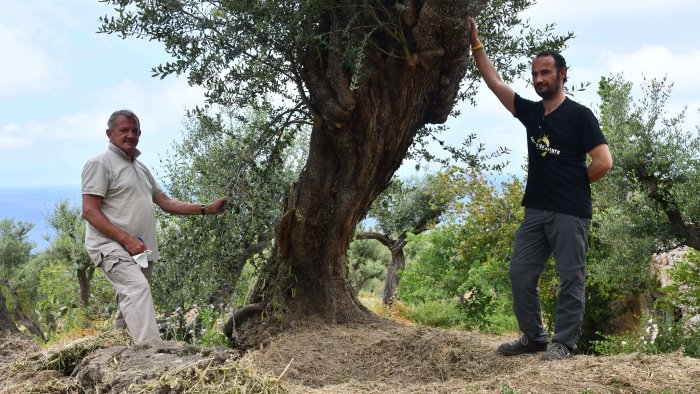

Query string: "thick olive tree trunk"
[[243, 0, 474, 331]]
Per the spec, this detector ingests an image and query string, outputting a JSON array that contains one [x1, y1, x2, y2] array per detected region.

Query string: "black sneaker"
[[498, 334, 548, 356], [541, 342, 572, 361]]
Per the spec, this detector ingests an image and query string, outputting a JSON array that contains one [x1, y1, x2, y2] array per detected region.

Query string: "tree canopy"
[[596, 74, 700, 251], [98, 0, 570, 138]]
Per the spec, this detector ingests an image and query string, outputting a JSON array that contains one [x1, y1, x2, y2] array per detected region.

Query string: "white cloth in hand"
[[132, 250, 152, 268]]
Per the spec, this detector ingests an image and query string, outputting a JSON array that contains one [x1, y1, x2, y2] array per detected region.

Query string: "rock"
[[71, 340, 238, 393]]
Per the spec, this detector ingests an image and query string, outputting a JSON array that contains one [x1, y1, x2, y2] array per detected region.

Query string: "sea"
[[0, 185, 82, 252]]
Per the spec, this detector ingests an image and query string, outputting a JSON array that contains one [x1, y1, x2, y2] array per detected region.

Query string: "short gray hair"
[[107, 109, 141, 131]]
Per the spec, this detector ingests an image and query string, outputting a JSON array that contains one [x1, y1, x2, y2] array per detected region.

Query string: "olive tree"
[[596, 74, 700, 251], [99, 0, 571, 343], [356, 170, 464, 304], [153, 108, 307, 313]]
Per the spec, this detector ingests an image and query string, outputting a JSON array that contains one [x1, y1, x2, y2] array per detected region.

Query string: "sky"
[[1, 0, 700, 189]]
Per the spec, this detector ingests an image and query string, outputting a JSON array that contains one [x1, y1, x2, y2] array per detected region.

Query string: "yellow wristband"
[[471, 43, 484, 52]]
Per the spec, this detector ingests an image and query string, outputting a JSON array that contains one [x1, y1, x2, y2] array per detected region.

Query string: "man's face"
[[531, 56, 565, 100], [106, 115, 140, 156]]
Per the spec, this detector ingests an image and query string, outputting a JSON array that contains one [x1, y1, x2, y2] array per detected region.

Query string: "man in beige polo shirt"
[[82, 109, 228, 344]]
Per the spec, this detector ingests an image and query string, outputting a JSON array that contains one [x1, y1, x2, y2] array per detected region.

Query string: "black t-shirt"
[[514, 93, 608, 219]]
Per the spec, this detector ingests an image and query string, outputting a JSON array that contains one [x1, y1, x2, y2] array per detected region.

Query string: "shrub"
[[411, 301, 463, 328], [591, 250, 700, 358]]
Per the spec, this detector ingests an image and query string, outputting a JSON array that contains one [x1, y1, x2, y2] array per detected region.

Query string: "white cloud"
[[602, 46, 700, 93], [0, 123, 30, 150], [522, 0, 700, 24], [90, 78, 206, 137], [0, 77, 205, 151], [0, 24, 67, 96]]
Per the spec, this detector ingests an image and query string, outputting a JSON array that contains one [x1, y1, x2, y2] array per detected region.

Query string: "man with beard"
[[467, 18, 613, 361]]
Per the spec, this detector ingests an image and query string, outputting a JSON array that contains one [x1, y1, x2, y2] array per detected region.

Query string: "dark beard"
[[534, 75, 562, 100], [536, 87, 556, 99]]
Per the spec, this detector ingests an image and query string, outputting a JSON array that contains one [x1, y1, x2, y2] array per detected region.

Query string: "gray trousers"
[[510, 208, 590, 350], [99, 249, 161, 344]]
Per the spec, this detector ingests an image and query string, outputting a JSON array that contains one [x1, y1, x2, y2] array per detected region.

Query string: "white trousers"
[[99, 249, 160, 344]]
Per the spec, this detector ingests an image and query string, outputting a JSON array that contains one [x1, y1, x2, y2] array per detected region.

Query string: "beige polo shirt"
[[82, 143, 164, 265]]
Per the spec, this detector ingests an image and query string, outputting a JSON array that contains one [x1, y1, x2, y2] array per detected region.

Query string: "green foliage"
[[34, 263, 113, 336], [99, 0, 322, 108], [0, 219, 34, 280], [399, 226, 463, 304], [590, 250, 700, 358], [399, 171, 524, 332], [596, 74, 700, 249], [661, 249, 700, 315], [18, 200, 117, 338], [44, 201, 92, 276], [160, 303, 233, 347], [452, 172, 524, 331], [410, 301, 464, 328], [590, 312, 700, 358], [355, 169, 472, 302], [4, 255, 45, 313], [369, 170, 465, 237], [583, 74, 700, 350], [0, 219, 41, 323], [154, 108, 307, 313], [501, 383, 518, 394], [347, 239, 388, 296]]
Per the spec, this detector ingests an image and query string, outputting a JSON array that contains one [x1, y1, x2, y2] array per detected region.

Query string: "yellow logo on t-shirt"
[[530, 134, 561, 158], [537, 134, 550, 157]]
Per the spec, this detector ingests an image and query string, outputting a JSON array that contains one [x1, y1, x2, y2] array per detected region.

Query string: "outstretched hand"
[[468, 17, 480, 47], [206, 196, 229, 214]]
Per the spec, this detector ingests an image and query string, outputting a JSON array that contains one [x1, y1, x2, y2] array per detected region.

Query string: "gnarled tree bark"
[[231, 0, 478, 343]]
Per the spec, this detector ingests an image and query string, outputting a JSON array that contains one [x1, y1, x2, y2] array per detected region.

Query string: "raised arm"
[[469, 17, 516, 115], [154, 193, 228, 216], [82, 194, 146, 255], [587, 143, 613, 183]]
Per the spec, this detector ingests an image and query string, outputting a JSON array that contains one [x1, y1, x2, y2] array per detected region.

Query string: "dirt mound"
[[247, 321, 700, 393]]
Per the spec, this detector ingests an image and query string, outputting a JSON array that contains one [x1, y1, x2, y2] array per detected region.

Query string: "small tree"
[[0, 219, 34, 280], [45, 201, 94, 307], [581, 74, 700, 350], [0, 283, 22, 337], [596, 74, 700, 251], [0, 219, 45, 340], [357, 170, 463, 304], [347, 239, 390, 296]]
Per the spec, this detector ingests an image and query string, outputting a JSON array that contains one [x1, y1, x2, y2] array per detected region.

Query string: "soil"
[[248, 321, 700, 393], [1, 321, 699, 393]]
